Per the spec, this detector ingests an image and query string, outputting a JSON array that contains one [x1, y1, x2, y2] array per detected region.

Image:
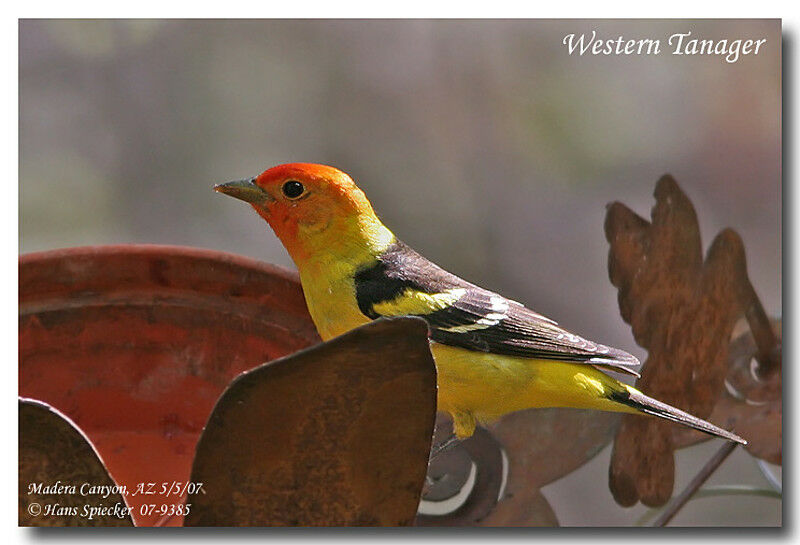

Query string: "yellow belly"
[[431, 343, 636, 437]]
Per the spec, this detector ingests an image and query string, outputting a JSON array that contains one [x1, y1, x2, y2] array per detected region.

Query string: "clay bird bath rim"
[[19, 244, 322, 525]]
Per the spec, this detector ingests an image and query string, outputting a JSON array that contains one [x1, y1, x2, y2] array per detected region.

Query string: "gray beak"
[[214, 177, 274, 204]]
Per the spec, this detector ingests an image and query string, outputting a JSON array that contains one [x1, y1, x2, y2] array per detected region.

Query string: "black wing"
[[354, 240, 641, 376]]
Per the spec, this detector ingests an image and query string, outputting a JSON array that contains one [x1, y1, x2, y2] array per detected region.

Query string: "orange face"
[[215, 163, 380, 262]]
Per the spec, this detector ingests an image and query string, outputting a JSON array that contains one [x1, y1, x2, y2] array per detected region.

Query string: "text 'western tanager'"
[[215, 163, 745, 444]]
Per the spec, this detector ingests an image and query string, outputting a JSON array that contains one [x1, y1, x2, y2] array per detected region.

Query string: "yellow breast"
[[298, 257, 371, 341]]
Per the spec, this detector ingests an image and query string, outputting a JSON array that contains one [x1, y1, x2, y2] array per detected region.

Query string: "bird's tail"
[[609, 386, 747, 445]]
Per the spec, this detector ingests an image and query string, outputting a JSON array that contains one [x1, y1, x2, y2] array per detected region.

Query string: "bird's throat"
[[292, 214, 395, 272], [291, 216, 396, 341]]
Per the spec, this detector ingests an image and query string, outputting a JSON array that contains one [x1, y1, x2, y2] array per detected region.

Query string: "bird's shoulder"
[[353, 239, 469, 315]]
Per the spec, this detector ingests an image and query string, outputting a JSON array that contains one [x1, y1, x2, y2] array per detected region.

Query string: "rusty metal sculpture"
[[19, 399, 134, 526], [673, 318, 782, 464], [185, 317, 437, 526], [604, 175, 781, 509]]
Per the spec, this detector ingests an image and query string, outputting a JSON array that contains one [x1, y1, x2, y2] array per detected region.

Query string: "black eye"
[[281, 180, 305, 199]]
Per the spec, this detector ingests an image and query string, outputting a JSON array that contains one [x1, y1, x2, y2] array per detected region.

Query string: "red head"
[[215, 163, 394, 265]]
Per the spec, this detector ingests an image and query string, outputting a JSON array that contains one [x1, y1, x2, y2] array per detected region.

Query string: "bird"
[[214, 163, 745, 445]]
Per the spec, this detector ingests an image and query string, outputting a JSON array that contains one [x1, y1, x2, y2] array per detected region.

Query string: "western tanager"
[[215, 163, 744, 444]]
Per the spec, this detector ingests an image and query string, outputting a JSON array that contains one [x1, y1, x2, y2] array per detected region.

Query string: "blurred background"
[[19, 19, 781, 526]]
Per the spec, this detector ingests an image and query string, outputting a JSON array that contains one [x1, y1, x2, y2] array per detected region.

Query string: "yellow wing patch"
[[372, 287, 466, 316]]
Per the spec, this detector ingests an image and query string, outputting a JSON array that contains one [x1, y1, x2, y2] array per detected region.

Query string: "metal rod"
[[429, 433, 460, 461], [653, 441, 739, 527]]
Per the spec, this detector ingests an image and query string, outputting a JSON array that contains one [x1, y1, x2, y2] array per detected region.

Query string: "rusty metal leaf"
[[184, 317, 437, 527], [605, 176, 750, 507], [492, 408, 619, 489], [19, 245, 320, 525], [673, 319, 781, 464], [481, 409, 616, 526], [19, 399, 133, 527]]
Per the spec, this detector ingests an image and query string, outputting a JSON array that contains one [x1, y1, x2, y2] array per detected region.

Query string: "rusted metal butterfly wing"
[[604, 175, 751, 507], [185, 317, 437, 526], [19, 399, 133, 527]]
